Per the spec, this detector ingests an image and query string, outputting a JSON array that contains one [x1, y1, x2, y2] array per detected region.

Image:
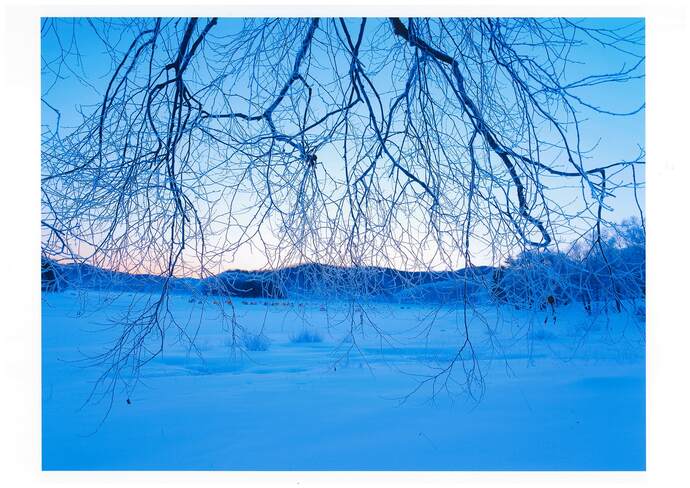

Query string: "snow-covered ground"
[[42, 290, 645, 470]]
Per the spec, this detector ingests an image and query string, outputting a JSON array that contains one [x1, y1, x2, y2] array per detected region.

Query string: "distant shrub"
[[291, 329, 323, 344], [242, 333, 271, 351]]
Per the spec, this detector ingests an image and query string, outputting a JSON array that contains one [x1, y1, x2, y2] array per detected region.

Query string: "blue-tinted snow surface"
[[42, 291, 645, 470]]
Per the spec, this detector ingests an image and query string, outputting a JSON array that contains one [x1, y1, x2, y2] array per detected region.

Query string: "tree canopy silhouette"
[[41, 17, 645, 404]]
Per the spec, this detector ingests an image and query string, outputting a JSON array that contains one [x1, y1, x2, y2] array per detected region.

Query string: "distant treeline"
[[42, 219, 645, 313], [199, 263, 493, 301]]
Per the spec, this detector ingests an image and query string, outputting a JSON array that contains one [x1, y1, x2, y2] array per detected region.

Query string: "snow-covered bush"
[[242, 333, 271, 352], [291, 329, 323, 344]]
